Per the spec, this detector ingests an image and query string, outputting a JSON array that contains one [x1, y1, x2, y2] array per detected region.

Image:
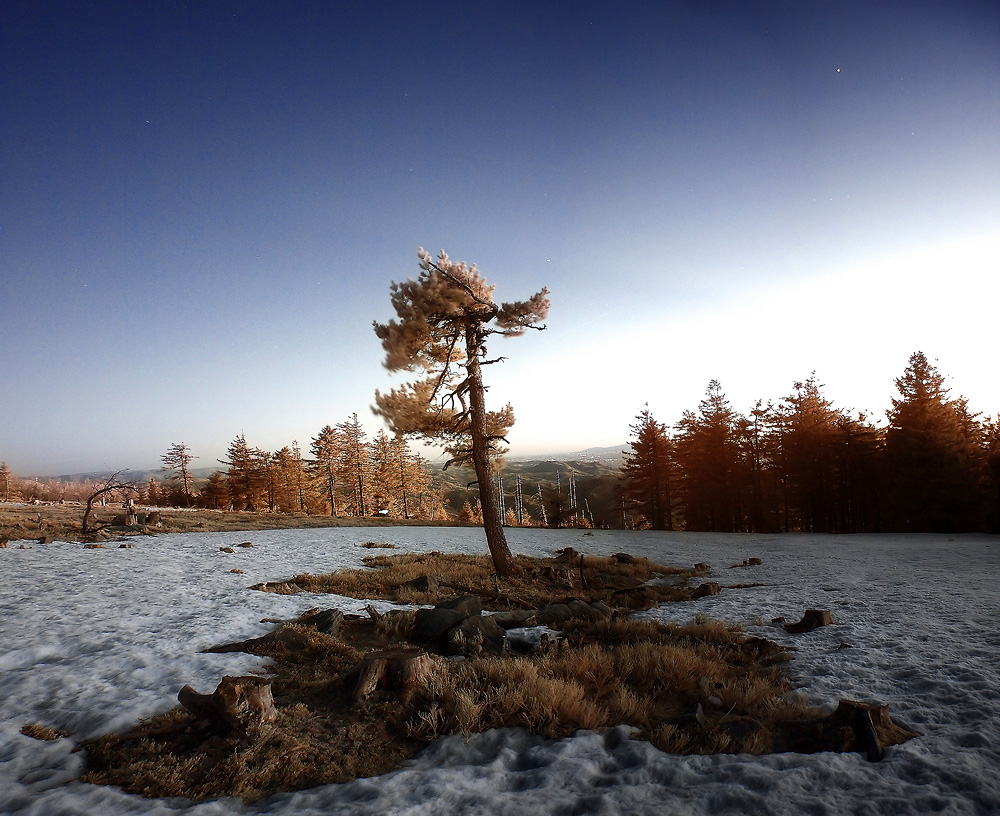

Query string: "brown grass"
[[258, 551, 697, 608], [79, 552, 916, 802], [82, 610, 815, 802], [0, 503, 459, 543]]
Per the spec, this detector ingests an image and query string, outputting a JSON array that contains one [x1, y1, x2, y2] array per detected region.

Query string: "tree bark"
[[178, 675, 277, 739], [340, 648, 435, 705], [464, 319, 515, 576]]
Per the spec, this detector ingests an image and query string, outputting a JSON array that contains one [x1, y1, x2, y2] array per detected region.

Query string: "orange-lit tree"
[[373, 248, 549, 575]]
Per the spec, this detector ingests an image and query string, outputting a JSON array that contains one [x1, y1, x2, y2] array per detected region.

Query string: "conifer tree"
[[221, 433, 267, 511], [310, 424, 344, 516], [161, 442, 197, 506], [620, 407, 674, 530], [776, 376, 842, 532], [198, 471, 229, 510], [884, 352, 977, 531], [339, 413, 370, 516], [674, 380, 744, 531], [373, 248, 549, 575]]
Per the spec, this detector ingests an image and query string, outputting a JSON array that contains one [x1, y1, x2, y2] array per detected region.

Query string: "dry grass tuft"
[[83, 614, 813, 801], [258, 551, 698, 609], [21, 723, 70, 740]]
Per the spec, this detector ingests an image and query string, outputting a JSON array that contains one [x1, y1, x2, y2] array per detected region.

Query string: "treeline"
[[0, 462, 106, 504], [0, 414, 450, 520], [161, 414, 450, 520], [621, 352, 1000, 534]]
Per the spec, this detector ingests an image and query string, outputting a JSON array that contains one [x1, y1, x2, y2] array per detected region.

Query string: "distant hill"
[[427, 452, 626, 527], [510, 444, 629, 463], [48, 466, 221, 483]]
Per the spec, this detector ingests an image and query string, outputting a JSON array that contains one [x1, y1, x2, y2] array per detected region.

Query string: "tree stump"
[[340, 648, 435, 705], [692, 582, 721, 598], [784, 609, 833, 633], [178, 675, 277, 739]]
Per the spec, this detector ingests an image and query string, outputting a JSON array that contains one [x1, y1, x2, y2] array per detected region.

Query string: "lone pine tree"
[[373, 248, 549, 575]]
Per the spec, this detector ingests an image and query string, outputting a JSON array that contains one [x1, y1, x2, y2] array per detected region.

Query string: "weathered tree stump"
[[340, 648, 435, 705], [784, 609, 833, 633], [692, 582, 721, 599], [776, 698, 919, 761], [178, 675, 277, 738]]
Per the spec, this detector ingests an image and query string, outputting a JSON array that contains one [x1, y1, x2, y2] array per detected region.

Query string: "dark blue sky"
[[2, 1, 998, 474]]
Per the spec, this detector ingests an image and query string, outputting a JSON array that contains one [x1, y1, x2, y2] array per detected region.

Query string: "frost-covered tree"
[[373, 248, 549, 575]]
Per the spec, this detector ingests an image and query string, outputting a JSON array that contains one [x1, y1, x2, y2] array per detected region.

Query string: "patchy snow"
[[1, 528, 997, 815]]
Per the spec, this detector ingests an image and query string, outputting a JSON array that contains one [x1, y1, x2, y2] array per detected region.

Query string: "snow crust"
[[2, 527, 998, 815]]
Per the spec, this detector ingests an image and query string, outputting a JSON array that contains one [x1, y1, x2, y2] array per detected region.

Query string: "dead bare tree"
[[82, 471, 140, 535]]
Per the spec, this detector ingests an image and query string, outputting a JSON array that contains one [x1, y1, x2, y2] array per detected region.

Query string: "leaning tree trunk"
[[465, 321, 515, 576]]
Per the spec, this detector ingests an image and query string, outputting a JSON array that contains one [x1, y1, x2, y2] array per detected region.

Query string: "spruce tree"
[[620, 408, 674, 530], [884, 352, 977, 531]]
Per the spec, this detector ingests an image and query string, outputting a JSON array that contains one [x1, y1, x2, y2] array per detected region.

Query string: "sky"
[[2, 1, 998, 476]]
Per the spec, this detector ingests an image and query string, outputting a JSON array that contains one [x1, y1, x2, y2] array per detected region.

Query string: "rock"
[[491, 609, 537, 629], [589, 600, 613, 616], [611, 552, 636, 564], [413, 606, 471, 642], [566, 598, 605, 619], [300, 608, 345, 636], [118, 543, 133, 549], [205, 625, 315, 657], [403, 574, 440, 593], [692, 582, 721, 599], [0, 539, 8, 548], [784, 609, 833, 634], [693, 562, 710, 572], [250, 581, 303, 594], [447, 614, 507, 656], [439, 595, 483, 615], [536, 603, 574, 625], [83, 543, 105, 549]]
